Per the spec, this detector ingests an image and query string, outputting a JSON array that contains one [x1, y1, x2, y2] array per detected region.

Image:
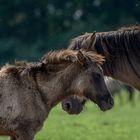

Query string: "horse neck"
[[36, 64, 81, 109], [94, 30, 140, 90]]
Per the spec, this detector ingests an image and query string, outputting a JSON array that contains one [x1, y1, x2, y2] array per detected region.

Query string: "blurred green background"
[[0, 0, 140, 64], [0, 1, 140, 140]]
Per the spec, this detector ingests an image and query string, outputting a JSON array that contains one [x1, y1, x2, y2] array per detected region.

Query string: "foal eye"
[[94, 73, 101, 80]]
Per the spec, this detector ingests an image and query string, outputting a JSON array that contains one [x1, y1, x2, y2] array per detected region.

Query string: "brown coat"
[[68, 25, 140, 90]]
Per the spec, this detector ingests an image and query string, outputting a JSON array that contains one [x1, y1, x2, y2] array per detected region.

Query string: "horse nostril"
[[65, 102, 72, 111], [108, 98, 114, 106]]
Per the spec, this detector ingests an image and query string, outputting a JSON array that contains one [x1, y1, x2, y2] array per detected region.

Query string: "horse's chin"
[[97, 100, 113, 111], [86, 93, 114, 111], [90, 97, 113, 111]]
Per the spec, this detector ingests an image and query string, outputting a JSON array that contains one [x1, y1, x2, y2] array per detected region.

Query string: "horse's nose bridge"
[[108, 96, 114, 106], [96, 79, 110, 96], [105, 93, 114, 105]]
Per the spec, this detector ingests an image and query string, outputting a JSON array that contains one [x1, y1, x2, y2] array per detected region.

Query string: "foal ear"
[[82, 31, 96, 50], [77, 50, 87, 65]]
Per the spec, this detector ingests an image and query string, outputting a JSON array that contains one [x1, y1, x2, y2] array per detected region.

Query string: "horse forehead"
[[87, 63, 101, 72]]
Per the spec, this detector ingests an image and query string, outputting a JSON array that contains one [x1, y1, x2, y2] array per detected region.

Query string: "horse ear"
[[77, 50, 87, 65], [82, 31, 96, 50], [90, 31, 96, 45], [87, 31, 96, 46]]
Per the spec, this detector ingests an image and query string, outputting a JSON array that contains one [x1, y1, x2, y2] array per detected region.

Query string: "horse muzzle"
[[97, 95, 114, 111]]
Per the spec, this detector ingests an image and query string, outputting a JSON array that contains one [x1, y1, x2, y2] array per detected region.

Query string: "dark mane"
[[68, 25, 140, 53], [68, 25, 140, 79], [95, 25, 140, 77], [95, 25, 140, 55]]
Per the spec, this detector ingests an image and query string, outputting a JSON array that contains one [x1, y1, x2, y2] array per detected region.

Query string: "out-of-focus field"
[[1, 90, 140, 140]]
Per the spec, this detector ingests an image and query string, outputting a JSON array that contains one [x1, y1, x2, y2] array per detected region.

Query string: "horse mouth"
[[98, 100, 113, 111], [89, 94, 114, 111], [95, 96, 114, 111]]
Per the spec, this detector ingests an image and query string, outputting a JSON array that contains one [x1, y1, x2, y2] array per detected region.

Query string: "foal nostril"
[[65, 102, 72, 111]]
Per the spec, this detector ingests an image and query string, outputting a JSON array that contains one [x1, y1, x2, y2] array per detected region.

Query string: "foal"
[[0, 49, 113, 140], [62, 25, 140, 114]]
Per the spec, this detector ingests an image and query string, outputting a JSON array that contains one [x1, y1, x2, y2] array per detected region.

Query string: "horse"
[[0, 49, 113, 140], [68, 25, 140, 90], [62, 25, 140, 114]]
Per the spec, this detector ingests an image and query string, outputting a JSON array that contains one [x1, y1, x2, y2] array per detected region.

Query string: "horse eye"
[[94, 73, 101, 80]]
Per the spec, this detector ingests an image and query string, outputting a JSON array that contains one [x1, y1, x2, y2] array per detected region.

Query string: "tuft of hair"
[[81, 51, 105, 65], [41, 49, 105, 65], [0, 64, 18, 77], [41, 49, 77, 64]]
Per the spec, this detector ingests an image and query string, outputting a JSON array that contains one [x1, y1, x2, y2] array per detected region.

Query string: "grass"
[[1, 90, 140, 140]]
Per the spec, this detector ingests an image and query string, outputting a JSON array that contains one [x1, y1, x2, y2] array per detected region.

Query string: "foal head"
[[41, 49, 113, 110]]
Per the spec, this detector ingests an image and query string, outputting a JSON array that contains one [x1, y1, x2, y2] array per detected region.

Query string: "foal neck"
[[36, 63, 82, 108]]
